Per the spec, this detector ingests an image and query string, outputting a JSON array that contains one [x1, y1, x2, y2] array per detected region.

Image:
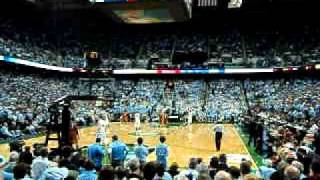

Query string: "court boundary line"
[[230, 124, 258, 168]]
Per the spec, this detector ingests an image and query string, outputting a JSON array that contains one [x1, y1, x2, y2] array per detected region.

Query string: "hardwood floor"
[[0, 123, 255, 168]]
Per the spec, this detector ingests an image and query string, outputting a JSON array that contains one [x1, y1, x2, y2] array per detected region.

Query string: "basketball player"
[[159, 110, 164, 126], [109, 135, 128, 167], [134, 137, 149, 165], [134, 112, 141, 134], [187, 107, 193, 126], [88, 138, 105, 170], [160, 107, 168, 126], [103, 110, 110, 129], [213, 121, 224, 151], [90, 109, 97, 123], [96, 113, 108, 144], [120, 111, 129, 124], [156, 136, 169, 169], [68, 121, 80, 149]]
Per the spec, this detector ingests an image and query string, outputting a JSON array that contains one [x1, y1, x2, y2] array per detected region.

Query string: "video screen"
[[114, 8, 175, 24], [89, 0, 133, 2]]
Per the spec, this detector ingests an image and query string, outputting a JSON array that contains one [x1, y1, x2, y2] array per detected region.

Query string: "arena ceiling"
[[28, 0, 318, 8], [7, 0, 320, 23]]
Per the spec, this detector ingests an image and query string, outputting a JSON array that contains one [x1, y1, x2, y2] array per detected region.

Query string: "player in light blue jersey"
[[156, 136, 169, 169], [87, 138, 105, 170], [108, 135, 128, 167], [134, 137, 149, 165]]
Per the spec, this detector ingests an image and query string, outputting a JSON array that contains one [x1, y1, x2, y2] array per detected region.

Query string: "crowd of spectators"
[[1, 2, 320, 179], [2, 69, 320, 140], [206, 80, 247, 122], [0, 17, 84, 68], [0, 142, 268, 180], [240, 78, 320, 179], [208, 30, 244, 67], [276, 27, 320, 67], [1, 16, 320, 69], [1, 68, 320, 179], [0, 71, 79, 139], [175, 33, 208, 54], [244, 31, 279, 68], [112, 80, 165, 122], [140, 35, 173, 59], [0, 70, 245, 141], [1, 138, 320, 180], [171, 80, 206, 122]]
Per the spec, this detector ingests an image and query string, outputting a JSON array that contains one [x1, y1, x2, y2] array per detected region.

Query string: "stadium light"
[[228, 0, 242, 8], [305, 65, 315, 70]]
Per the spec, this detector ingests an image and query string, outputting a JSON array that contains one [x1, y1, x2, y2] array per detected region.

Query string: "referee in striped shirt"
[[213, 122, 224, 151]]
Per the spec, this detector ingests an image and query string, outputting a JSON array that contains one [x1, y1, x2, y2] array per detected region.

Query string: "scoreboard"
[[84, 52, 102, 69], [89, 0, 192, 23], [90, 0, 137, 3]]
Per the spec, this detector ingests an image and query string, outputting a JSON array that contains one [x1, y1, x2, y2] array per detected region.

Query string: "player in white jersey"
[[134, 112, 141, 133], [96, 110, 109, 144], [103, 111, 110, 129], [96, 118, 107, 144]]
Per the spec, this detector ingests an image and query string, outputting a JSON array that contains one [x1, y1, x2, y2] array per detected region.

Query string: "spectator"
[[258, 159, 276, 180], [284, 165, 300, 180], [143, 161, 158, 180], [240, 161, 252, 178], [198, 173, 212, 180], [270, 161, 289, 180], [214, 170, 232, 180], [126, 158, 142, 179], [154, 163, 172, 180], [218, 154, 229, 171], [58, 158, 79, 179], [197, 162, 211, 180], [19, 146, 33, 165], [228, 166, 240, 180], [291, 161, 307, 179], [0, 155, 6, 168], [308, 161, 320, 180], [179, 158, 199, 180], [243, 174, 259, 180], [3, 151, 19, 174], [0, 155, 14, 180], [114, 166, 127, 180], [0, 123, 16, 139], [79, 160, 97, 180], [209, 156, 219, 178], [168, 162, 180, 178], [31, 147, 50, 180], [12, 163, 32, 180], [39, 160, 69, 180], [98, 165, 114, 180]]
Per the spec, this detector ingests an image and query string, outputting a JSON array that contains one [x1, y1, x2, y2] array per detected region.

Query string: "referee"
[[213, 122, 224, 151]]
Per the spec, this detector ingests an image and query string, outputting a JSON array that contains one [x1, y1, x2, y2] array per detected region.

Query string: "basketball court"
[[0, 123, 255, 168]]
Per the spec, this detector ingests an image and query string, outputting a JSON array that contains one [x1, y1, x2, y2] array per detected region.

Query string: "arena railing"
[[0, 55, 319, 74]]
